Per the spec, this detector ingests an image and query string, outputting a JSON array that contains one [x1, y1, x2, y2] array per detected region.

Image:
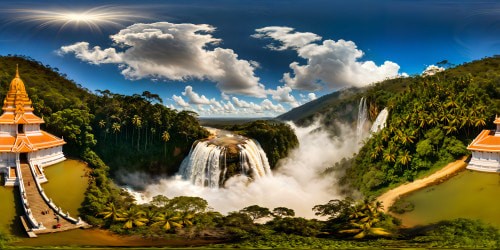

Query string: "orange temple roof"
[[0, 66, 65, 152], [0, 65, 44, 124], [0, 132, 65, 153], [467, 130, 500, 152]]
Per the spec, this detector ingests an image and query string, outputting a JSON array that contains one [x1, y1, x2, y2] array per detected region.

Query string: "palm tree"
[[383, 149, 396, 163], [98, 203, 122, 222], [397, 150, 412, 165], [179, 212, 195, 227], [98, 120, 106, 129], [153, 211, 182, 231], [339, 199, 391, 239], [162, 131, 170, 157], [112, 122, 121, 144], [339, 220, 391, 239], [474, 116, 486, 128], [132, 115, 142, 151], [118, 207, 149, 229]]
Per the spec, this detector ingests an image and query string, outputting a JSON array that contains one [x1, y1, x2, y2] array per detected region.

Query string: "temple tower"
[[0, 66, 66, 185]]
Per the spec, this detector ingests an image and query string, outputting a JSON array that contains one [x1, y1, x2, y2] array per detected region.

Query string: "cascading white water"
[[178, 130, 272, 188], [370, 108, 389, 133], [356, 97, 368, 142]]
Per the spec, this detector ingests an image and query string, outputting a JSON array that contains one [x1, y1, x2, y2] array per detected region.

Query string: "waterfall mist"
[[132, 119, 363, 218]]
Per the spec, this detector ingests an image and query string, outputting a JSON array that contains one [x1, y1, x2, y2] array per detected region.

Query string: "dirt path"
[[377, 156, 468, 212]]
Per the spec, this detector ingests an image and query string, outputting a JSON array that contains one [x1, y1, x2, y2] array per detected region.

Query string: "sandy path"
[[377, 156, 467, 212]]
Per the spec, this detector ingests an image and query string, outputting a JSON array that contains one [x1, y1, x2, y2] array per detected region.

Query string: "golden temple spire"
[[15, 64, 19, 78]]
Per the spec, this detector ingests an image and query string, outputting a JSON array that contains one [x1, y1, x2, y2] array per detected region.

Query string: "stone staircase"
[[20, 163, 84, 234]]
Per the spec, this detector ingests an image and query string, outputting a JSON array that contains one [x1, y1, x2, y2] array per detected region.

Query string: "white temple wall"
[[24, 124, 41, 133], [0, 124, 16, 136], [0, 152, 16, 168], [468, 150, 500, 172], [29, 146, 65, 167]]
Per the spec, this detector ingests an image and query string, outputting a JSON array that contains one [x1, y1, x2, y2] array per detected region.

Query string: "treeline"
[[224, 120, 299, 168], [83, 192, 499, 249], [0, 55, 208, 177], [343, 57, 500, 196]]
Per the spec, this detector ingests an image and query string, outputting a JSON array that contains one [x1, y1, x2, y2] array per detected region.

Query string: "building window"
[[17, 124, 24, 134]]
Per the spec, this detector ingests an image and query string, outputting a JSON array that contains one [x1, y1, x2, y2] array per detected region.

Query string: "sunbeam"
[[7, 5, 147, 33]]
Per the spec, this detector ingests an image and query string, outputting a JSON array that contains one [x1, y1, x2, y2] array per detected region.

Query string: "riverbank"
[[377, 156, 467, 214], [12, 228, 224, 247]]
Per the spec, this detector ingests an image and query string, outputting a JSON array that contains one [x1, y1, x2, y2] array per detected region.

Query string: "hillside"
[[278, 57, 500, 127], [0, 55, 209, 177], [343, 57, 498, 196]]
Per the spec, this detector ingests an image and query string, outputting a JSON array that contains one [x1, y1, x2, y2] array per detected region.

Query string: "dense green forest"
[[343, 58, 499, 196], [0, 55, 209, 177], [223, 120, 299, 169], [278, 57, 499, 196]]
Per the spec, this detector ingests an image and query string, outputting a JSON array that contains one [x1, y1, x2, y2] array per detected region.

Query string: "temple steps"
[[19, 163, 85, 235]]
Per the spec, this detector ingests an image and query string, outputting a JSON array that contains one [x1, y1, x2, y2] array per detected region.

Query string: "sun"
[[10, 6, 145, 32]]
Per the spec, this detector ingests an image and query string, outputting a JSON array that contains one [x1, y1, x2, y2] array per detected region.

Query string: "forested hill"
[[339, 56, 499, 196], [0, 55, 209, 177], [278, 57, 500, 127]]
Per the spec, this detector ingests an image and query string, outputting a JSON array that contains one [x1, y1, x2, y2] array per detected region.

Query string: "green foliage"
[[226, 120, 299, 168], [411, 218, 500, 248], [0, 231, 12, 248], [47, 108, 96, 153], [240, 205, 272, 222], [343, 58, 499, 196], [389, 199, 415, 214], [313, 198, 396, 239], [272, 207, 295, 218], [167, 196, 209, 213], [267, 217, 323, 236]]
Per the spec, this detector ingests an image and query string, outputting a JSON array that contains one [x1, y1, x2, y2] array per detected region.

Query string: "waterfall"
[[179, 132, 272, 188], [370, 108, 389, 133], [356, 97, 368, 142]]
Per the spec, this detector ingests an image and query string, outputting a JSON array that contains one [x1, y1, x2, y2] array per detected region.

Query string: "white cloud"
[[261, 99, 286, 113], [221, 92, 230, 101], [231, 96, 252, 108], [59, 22, 266, 97], [253, 26, 322, 51], [308, 93, 317, 101], [422, 65, 445, 76], [254, 27, 404, 91], [182, 85, 211, 105], [268, 85, 298, 107], [172, 95, 190, 108]]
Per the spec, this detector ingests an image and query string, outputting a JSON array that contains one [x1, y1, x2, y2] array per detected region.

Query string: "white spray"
[[137, 120, 362, 218], [370, 108, 389, 134]]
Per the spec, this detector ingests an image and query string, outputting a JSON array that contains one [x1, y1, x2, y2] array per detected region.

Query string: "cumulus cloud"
[[172, 95, 190, 108], [252, 26, 322, 51], [59, 22, 266, 97], [182, 85, 221, 106], [261, 99, 286, 113], [268, 85, 298, 107], [308, 93, 317, 101], [422, 65, 445, 76], [254, 27, 404, 91]]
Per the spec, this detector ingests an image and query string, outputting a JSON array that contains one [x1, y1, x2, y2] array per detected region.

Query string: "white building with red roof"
[[466, 116, 500, 173], [1, 66, 65, 186]]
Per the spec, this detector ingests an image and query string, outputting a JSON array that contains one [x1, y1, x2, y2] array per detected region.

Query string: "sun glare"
[[10, 6, 145, 32]]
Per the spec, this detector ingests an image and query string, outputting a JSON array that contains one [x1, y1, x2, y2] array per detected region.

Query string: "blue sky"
[[0, 0, 498, 117]]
